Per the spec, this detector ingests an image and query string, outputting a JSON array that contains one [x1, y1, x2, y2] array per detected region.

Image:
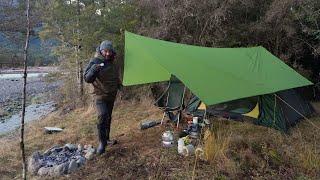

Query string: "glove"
[[91, 63, 102, 72]]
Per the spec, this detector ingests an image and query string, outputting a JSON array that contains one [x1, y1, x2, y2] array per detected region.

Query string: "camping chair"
[[154, 75, 186, 128]]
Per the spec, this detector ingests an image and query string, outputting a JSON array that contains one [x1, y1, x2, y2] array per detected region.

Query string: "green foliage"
[[136, 0, 320, 81], [37, 0, 320, 104]]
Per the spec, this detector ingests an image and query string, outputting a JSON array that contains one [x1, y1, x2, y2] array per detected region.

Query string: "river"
[[0, 72, 60, 135]]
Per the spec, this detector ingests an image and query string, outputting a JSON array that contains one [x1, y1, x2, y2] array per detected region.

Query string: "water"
[[0, 73, 48, 79], [0, 101, 56, 135]]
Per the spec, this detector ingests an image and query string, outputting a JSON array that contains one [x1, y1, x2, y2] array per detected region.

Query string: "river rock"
[[54, 162, 69, 176], [48, 167, 56, 176], [28, 151, 43, 175], [76, 156, 86, 167], [38, 167, 52, 176], [77, 144, 83, 152], [64, 143, 77, 151], [85, 151, 94, 160], [43, 145, 60, 156], [68, 160, 78, 173]]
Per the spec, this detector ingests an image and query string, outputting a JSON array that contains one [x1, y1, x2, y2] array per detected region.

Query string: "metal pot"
[[162, 130, 174, 142], [162, 140, 174, 147]]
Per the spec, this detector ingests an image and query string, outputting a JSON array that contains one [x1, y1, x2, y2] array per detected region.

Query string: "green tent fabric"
[[123, 31, 313, 105]]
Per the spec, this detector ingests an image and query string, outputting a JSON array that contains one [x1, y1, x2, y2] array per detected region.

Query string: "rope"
[[274, 94, 320, 131]]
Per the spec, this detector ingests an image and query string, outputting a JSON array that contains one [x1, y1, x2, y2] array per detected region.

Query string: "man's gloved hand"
[[91, 63, 102, 72]]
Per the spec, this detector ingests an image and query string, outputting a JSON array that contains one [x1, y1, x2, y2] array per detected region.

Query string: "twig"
[[191, 152, 198, 180]]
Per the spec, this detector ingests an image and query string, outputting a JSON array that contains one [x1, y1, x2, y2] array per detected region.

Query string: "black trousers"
[[96, 98, 115, 144]]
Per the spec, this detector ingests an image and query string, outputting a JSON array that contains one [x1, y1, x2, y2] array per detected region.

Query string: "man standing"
[[84, 40, 121, 155]]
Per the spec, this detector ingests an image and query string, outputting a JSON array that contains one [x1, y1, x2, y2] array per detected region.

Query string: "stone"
[[85, 152, 94, 160], [87, 147, 96, 154], [38, 167, 51, 176], [27, 151, 43, 175], [77, 144, 83, 152], [76, 157, 86, 167], [64, 143, 77, 151], [48, 167, 56, 176], [44, 145, 59, 155], [68, 160, 78, 173], [53, 164, 64, 176], [44, 127, 63, 134], [61, 162, 70, 174], [51, 147, 63, 153], [53, 162, 69, 176], [85, 144, 93, 149]]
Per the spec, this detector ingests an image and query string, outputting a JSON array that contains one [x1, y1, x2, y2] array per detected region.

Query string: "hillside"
[[0, 31, 57, 66], [0, 98, 319, 179]]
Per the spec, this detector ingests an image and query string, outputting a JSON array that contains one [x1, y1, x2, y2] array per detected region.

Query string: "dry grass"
[[0, 98, 319, 179]]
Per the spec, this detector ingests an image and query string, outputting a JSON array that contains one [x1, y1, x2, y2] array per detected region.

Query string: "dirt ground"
[[0, 99, 319, 179]]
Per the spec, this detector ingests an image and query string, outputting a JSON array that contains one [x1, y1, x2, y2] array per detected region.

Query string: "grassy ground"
[[0, 99, 319, 179]]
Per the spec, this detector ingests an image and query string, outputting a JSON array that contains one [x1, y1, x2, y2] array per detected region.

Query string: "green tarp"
[[123, 31, 313, 106]]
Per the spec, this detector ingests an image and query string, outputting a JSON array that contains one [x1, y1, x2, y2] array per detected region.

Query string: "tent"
[[123, 31, 314, 132], [186, 87, 314, 132]]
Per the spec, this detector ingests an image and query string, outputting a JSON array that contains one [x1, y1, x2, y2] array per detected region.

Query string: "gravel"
[[0, 76, 60, 104]]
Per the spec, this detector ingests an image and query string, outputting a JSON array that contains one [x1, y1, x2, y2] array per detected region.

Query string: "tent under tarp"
[[123, 31, 313, 106], [186, 87, 314, 132], [123, 31, 315, 132]]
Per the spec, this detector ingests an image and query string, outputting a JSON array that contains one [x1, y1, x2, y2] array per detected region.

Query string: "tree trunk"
[[20, 0, 30, 179], [77, 0, 84, 101]]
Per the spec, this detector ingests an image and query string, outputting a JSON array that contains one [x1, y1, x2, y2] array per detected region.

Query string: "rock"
[[53, 164, 64, 176], [53, 162, 69, 176], [77, 144, 83, 152], [48, 167, 56, 176], [51, 147, 63, 153], [38, 167, 51, 176], [62, 162, 70, 174], [68, 160, 78, 173], [7, 108, 12, 113], [87, 147, 96, 154], [65, 143, 77, 151], [85, 152, 94, 160], [28, 151, 43, 175], [76, 157, 86, 167], [44, 127, 63, 134]]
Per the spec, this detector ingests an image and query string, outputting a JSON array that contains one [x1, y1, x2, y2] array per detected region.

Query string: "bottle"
[[177, 138, 185, 154], [192, 117, 199, 124]]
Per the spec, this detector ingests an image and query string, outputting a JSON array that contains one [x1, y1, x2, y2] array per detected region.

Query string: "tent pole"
[[161, 81, 171, 125], [176, 86, 187, 128], [273, 94, 277, 127]]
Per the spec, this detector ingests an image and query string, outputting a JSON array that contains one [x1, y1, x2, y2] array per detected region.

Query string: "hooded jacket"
[[84, 48, 121, 101]]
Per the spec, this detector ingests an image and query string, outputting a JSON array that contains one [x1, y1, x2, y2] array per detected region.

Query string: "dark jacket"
[[84, 55, 121, 100]]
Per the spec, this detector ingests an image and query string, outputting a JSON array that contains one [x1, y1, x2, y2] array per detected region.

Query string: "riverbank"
[[0, 68, 61, 133], [0, 66, 59, 74]]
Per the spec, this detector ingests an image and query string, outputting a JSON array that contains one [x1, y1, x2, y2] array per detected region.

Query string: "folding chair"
[[154, 75, 186, 128]]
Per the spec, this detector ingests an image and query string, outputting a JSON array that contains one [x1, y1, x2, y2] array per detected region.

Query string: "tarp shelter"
[[123, 31, 314, 132]]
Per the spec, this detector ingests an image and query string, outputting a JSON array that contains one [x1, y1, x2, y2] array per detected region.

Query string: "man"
[[84, 40, 121, 155]]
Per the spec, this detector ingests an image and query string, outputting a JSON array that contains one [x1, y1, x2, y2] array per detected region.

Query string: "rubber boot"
[[97, 124, 107, 155], [97, 142, 106, 155]]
